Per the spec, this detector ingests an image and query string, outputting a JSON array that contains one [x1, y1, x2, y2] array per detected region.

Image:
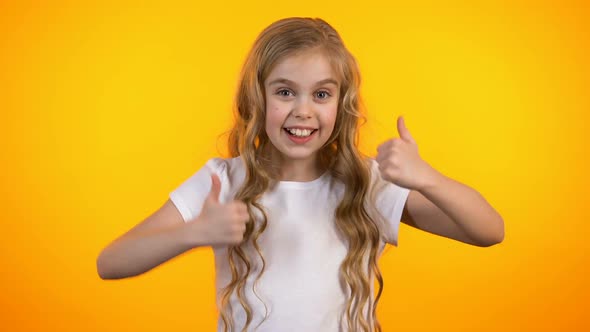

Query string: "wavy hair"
[[220, 17, 387, 332]]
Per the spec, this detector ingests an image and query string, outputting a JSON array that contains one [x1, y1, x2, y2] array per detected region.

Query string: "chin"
[[267, 132, 326, 161]]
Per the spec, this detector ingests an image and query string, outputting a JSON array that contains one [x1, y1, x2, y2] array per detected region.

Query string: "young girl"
[[97, 17, 504, 332]]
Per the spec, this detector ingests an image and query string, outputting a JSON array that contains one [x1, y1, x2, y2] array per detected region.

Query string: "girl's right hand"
[[189, 174, 250, 247]]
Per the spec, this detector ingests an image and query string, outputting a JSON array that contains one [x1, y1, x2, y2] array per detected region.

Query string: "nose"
[[292, 98, 313, 119]]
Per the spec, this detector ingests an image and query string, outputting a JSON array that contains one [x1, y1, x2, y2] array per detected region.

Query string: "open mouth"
[[283, 128, 318, 138]]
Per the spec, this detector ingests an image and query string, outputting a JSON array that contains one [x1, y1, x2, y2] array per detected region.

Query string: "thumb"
[[207, 173, 222, 204], [397, 115, 416, 144]]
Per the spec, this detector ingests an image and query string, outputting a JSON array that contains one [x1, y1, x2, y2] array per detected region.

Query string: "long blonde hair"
[[221, 17, 387, 332]]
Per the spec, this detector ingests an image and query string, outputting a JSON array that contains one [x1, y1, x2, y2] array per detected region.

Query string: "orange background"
[[1, 0, 588, 331]]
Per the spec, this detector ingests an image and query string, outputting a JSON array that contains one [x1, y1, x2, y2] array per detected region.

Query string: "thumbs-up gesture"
[[190, 174, 250, 246], [376, 116, 437, 191]]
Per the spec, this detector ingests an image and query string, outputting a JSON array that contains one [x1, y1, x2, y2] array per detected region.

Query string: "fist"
[[189, 174, 250, 246], [376, 116, 437, 191]]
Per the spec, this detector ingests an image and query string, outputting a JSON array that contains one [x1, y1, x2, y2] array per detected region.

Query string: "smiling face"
[[264, 50, 340, 171]]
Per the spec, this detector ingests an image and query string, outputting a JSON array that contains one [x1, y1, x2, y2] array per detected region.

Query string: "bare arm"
[[376, 116, 504, 247], [96, 199, 206, 280], [402, 172, 504, 247], [97, 174, 249, 279]]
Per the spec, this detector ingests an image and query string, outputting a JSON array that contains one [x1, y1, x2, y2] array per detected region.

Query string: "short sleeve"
[[368, 159, 411, 247], [169, 158, 228, 223]]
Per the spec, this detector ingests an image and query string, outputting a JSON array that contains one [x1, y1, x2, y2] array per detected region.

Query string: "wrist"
[[418, 165, 446, 193], [178, 219, 209, 249]]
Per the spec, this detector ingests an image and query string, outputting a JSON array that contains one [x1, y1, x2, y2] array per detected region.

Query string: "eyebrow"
[[268, 78, 339, 87]]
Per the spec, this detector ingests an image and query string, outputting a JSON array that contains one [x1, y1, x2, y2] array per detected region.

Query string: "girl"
[[97, 17, 504, 332]]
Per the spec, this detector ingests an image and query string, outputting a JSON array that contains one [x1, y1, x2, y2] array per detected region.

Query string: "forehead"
[[265, 51, 340, 87]]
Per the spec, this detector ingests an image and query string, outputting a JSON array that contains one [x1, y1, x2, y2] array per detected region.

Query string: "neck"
[[270, 150, 324, 182]]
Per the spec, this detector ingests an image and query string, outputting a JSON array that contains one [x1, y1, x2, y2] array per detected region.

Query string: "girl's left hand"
[[376, 116, 439, 191]]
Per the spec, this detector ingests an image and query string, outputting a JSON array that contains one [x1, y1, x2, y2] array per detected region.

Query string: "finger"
[[397, 116, 416, 144], [207, 174, 221, 203], [238, 203, 249, 216], [376, 141, 386, 154], [377, 139, 393, 153], [376, 152, 389, 165], [231, 201, 248, 217]]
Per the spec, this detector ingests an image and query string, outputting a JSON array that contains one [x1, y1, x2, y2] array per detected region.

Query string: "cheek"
[[321, 105, 338, 127], [265, 105, 284, 131]]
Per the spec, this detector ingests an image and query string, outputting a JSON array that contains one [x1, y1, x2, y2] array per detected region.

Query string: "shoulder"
[[205, 156, 245, 175], [365, 157, 410, 212], [172, 156, 244, 198], [365, 157, 387, 186], [168, 156, 245, 221], [206, 156, 246, 199], [363, 157, 411, 246], [366, 157, 379, 175], [204, 156, 243, 177]]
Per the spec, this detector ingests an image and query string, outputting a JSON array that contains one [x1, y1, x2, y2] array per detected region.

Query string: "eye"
[[276, 89, 294, 97], [316, 90, 331, 99]]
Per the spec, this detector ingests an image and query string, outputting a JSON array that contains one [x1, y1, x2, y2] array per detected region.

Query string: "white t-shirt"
[[169, 156, 410, 332]]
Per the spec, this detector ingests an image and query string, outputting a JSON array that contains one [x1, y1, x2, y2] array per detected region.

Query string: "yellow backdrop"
[[1, 0, 588, 331]]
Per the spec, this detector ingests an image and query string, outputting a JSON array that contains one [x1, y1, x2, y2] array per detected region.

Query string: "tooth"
[[286, 128, 313, 137]]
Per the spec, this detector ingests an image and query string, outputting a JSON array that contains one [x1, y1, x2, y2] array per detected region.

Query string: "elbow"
[[96, 251, 118, 280], [478, 234, 503, 247], [477, 217, 505, 247], [96, 253, 110, 280], [96, 250, 140, 280]]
